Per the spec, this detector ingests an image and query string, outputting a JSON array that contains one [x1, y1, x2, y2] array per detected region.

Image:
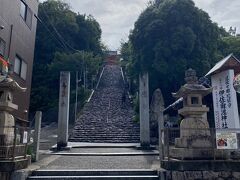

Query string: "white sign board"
[[23, 131, 28, 144], [216, 132, 238, 149], [211, 70, 240, 129]]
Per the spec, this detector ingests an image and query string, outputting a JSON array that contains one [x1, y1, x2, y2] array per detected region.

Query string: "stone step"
[[74, 129, 139, 131], [28, 175, 159, 179], [32, 169, 158, 176], [28, 169, 159, 180], [72, 130, 140, 132], [71, 133, 139, 136], [73, 128, 140, 130], [69, 137, 140, 142], [70, 65, 140, 143], [72, 131, 139, 133], [69, 137, 139, 140], [69, 141, 140, 144], [74, 126, 139, 128], [28, 176, 159, 179], [70, 136, 140, 139], [71, 136, 139, 138], [71, 134, 139, 136], [69, 139, 139, 143], [72, 129, 139, 132]]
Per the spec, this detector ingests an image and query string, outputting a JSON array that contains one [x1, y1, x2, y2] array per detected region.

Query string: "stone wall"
[[0, 172, 11, 180], [166, 171, 240, 180]]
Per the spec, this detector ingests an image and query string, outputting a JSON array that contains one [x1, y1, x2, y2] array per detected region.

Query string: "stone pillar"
[[150, 89, 165, 158], [33, 111, 41, 162], [157, 90, 165, 160], [150, 88, 165, 144], [57, 72, 70, 149], [139, 72, 150, 147]]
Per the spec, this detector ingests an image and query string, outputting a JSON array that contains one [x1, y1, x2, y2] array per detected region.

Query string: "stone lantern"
[[170, 69, 213, 159], [0, 76, 26, 144]]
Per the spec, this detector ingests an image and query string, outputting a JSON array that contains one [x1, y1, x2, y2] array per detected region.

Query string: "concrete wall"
[[0, 0, 39, 121]]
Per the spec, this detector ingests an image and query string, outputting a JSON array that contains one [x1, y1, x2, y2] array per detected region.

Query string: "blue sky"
[[40, 0, 240, 50]]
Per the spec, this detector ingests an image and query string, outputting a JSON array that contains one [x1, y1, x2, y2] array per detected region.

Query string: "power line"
[[41, 8, 69, 50], [35, 14, 68, 50], [40, 7, 80, 53]]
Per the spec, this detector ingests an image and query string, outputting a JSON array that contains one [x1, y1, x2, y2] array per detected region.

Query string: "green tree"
[[128, 0, 224, 105], [30, 0, 103, 114], [219, 36, 240, 59]]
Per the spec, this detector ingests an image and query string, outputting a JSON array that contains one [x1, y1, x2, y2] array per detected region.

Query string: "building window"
[[0, 38, 6, 57], [26, 7, 33, 28], [20, 0, 27, 21], [20, 0, 32, 29], [21, 61, 27, 80], [14, 56, 27, 80]]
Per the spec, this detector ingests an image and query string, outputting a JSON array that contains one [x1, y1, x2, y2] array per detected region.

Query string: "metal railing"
[[0, 126, 30, 161], [160, 128, 240, 161]]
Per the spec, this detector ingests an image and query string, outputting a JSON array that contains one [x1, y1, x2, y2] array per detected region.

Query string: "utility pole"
[[85, 65, 88, 89], [75, 71, 82, 122], [75, 71, 79, 123], [83, 66, 86, 89]]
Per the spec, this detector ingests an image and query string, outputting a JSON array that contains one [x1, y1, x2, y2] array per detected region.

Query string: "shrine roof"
[[205, 54, 240, 76]]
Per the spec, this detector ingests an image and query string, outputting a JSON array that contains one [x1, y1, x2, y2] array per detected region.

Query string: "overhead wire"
[[36, 6, 92, 85], [35, 14, 67, 50], [40, 7, 81, 53]]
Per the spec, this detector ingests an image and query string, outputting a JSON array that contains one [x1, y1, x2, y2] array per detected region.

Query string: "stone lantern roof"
[[0, 76, 26, 112], [172, 68, 212, 98], [0, 76, 26, 92]]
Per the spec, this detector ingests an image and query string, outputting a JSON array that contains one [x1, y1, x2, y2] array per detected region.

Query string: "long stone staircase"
[[27, 65, 160, 180], [69, 65, 140, 143]]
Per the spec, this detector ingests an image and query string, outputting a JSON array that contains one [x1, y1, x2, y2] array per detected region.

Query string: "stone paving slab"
[[42, 152, 159, 156], [67, 142, 140, 148], [39, 155, 160, 170], [41, 147, 159, 156], [54, 147, 157, 153]]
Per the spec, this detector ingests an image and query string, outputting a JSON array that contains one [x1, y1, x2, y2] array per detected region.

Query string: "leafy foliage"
[[30, 0, 103, 113], [126, 0, 225, 106], [219, 36, 240, 59]]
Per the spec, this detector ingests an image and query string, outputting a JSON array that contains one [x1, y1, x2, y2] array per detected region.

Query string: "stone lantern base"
[[170, 147, 214, 160], [0, 158, 29, 172], [175, 135, 212, 148]]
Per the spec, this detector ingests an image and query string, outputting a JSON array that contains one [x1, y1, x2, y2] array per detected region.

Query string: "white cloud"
[[62, 0, 149, 50], [194, 0, 240, 30], [41, 0, 240, 50]]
